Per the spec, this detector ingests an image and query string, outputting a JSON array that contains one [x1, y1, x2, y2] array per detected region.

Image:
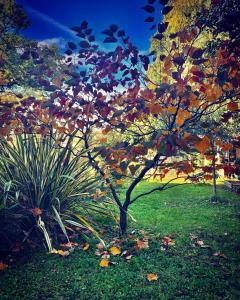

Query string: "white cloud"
[[38, 37, 66, 49]]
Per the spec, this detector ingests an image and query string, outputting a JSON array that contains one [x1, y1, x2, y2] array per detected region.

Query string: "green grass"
[[1, 183, 240, 300]]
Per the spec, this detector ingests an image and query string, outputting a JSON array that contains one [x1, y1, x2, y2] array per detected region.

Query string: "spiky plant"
[[0, 134, 110, 252]]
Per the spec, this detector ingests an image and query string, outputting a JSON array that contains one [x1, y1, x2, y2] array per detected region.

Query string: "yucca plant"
[[0, 133, 111, 253]]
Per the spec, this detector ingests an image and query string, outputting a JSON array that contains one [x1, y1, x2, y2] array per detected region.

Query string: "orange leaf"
[[176, 116, 184, 126], [195, 136, 211, 154], [99, 137, 108, 143], [58, 127, 66, 134], [99, 259, 110, 267], [221, 143, 233, 152], [110, 246, 121, 256], [116, 179, 124, 185], [102, 126, 111, 135], [150, 103, 162, 114], [83, 243, 90, 251], [0, 262, 8, 270], [135, 239, 149, 251], [205, 84, 222, 101], [167, 106, 176, 114], [11, 119, 19, 127], [31, 208, 42, 216], [147, 273, 158, 281]]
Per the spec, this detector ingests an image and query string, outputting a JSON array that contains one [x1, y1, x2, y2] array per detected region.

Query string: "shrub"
[[0, 134, 109, 253]]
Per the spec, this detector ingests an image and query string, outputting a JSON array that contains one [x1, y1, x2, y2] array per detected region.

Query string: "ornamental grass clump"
[[0, 134, 109, 253]]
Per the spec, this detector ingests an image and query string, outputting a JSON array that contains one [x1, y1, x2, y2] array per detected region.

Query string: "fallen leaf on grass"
[[189, 233, 198, 240], [50, 249, 70, 256], [121, 250, 133, 260], [196, 240, 204, 246], [82, 243, 90, 251], [96, 243, 105, 250], [60, 242, 78, 248], [94, 250, 102, 256], [0, 262, 8, 270], [110, 246, 121, 255], [99, 259, 110, 267], [147, 273, 158, 281], [135, 239, 149, 251], [195, 240, 210, 248], [213, 252, 228, 259], [125, 255, 133, 260], [162, 236, 175, 246], [101, 253, 110, 259], [57, 250, 70, 256]]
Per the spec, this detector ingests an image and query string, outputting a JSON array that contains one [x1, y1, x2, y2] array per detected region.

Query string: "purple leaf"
[[102, 29, 114, 36], [117, 30, 125, 37], [173, 56, 185, 66], [65, 49, 73, 56], [159, 0, 169, 5], [191, 49, 205, 59], [150, 24, 157, 30], [68, 42, 77, 50], [142, 5, 155, 13], [85, 28, 92, 35], [70, 26, 82, 33], [110, 24, 118, 32], [158, 22, 168, 33], [153, 33, 164, 40], [145, 17, 154, 22], [104, 37, 117, 43], [79, 41, 90, 48], [162, 6, 173, 15], [88, 35, 95, 42], [80, 21, 88, 29]]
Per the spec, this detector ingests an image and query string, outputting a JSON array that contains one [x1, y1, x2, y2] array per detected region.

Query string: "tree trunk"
[[212, 165, 217, 200], [212, 151, 218, 202], [119, 208, 127, 236]]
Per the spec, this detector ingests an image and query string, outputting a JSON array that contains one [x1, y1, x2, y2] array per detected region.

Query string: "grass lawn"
[[0, 183, 240, 300]]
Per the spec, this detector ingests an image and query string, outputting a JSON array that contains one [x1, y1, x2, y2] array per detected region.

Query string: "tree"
[[1, 0, 239, 234], [193, 110, 239, 202], [0, 0, 30, 90]]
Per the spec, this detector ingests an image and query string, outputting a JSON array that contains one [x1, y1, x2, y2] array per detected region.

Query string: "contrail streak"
[[23, 4, 76, 38]]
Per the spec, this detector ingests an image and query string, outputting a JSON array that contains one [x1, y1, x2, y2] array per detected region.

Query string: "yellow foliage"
[[165, 0, 211, 34], [99, 259, 110, 267], [109, 246, 121, 256]]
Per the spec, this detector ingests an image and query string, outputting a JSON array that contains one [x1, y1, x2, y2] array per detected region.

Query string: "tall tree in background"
[[0, 0, 30, 90]]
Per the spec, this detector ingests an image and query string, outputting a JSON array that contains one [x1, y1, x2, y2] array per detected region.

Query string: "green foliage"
[[0, 134, 108, 252]]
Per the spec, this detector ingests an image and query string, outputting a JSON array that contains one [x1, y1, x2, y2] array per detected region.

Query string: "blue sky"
[[17, 0, 163, 52]]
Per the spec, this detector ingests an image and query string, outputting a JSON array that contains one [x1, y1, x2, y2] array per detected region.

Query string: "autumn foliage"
[[0, 0, 239, 236]]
